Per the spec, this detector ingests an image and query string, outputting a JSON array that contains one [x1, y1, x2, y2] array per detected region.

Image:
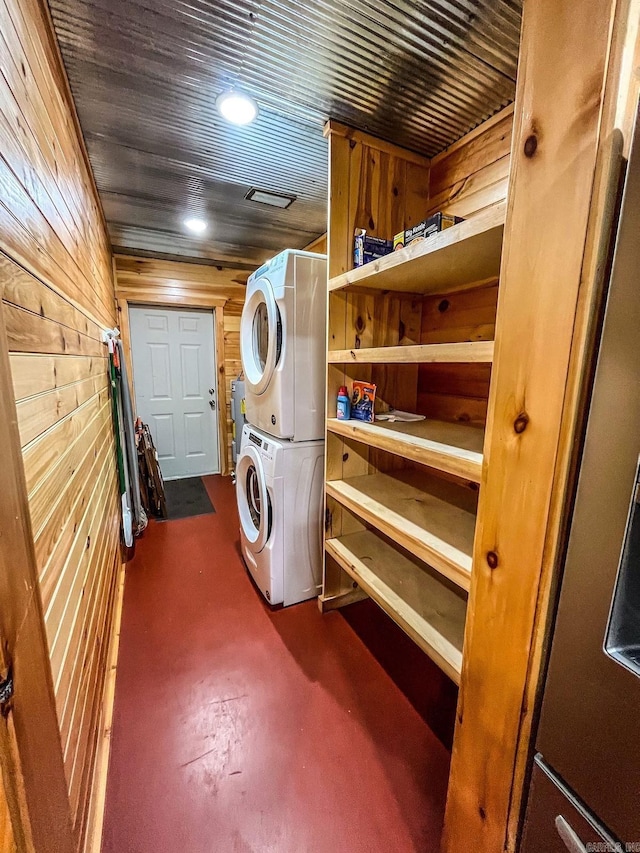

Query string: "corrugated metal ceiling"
[[48, 0, 522, 266]]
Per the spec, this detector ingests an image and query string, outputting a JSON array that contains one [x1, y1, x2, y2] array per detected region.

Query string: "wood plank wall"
[[223, 299, 243, 460], [0, 0, 119, 848], [427, 104, 514, 220], [415, 105, 513, 427], [304, 232, 327, 254], [0, 777, 15, 853], [114, 255, 249, 472]]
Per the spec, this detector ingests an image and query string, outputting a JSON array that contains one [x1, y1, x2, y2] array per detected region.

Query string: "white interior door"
[[129, 305, 220, 480]]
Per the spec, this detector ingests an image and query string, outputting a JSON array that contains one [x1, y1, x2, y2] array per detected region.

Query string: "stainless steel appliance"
[[521, 107, 640, 851]]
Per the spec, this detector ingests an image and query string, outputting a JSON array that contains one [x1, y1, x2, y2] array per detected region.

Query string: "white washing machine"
[[236, 424, 324, 606], [241, 249, 327, 442]]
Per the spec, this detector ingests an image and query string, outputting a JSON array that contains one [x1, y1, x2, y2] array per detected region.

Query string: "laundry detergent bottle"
[[336, 385, 351, 420]]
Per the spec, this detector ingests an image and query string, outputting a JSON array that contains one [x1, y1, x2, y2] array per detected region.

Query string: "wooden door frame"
[[0, 288, 75, 852], [118, 296, 229, 477]]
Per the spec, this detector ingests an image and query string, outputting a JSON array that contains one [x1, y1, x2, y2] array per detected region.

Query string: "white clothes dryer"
[[241, 249, 327, 442], [236, 424, 324, 606]]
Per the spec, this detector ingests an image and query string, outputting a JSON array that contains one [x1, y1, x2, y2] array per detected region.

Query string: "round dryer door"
[[236, 444, 271, 552], [241, 277, 282, 395]]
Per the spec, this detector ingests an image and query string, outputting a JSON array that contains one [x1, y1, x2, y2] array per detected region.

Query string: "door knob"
[[209, 388, 215, 395], [209, 399, 216, 410]]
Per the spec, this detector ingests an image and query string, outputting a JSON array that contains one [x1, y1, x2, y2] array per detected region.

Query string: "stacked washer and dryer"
[[236, 249, 327, 606]]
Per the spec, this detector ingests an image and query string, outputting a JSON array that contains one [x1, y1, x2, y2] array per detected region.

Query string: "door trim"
[[125, 301, 226, 478]]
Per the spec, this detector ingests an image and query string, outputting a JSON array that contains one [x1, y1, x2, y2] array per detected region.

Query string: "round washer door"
[[241, 277, 281, 395], [236, 444, 271, 552]]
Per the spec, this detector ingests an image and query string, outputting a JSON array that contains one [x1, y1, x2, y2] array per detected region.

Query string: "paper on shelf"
[[375, 410, 426, 423]]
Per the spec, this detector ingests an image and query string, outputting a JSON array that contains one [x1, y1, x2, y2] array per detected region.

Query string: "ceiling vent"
[[245, 188, 296, 209]]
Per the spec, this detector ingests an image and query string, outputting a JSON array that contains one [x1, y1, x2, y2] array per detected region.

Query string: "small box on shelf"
[[405, 213, 465, 246], [353, 229, 393, 267], [351, 380, 376, 422], [393, 212, 465, 251]]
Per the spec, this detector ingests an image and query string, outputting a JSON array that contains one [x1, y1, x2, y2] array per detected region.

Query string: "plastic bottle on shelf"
[[336, 385, 351, 420]]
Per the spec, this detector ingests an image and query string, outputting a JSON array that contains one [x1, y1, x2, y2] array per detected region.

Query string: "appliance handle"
[[554, 815, 588, 853]]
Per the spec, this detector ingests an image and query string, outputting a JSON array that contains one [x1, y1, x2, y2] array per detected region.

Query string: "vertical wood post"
[[442, 1, 619, 850], [214, 305, 229, 476]]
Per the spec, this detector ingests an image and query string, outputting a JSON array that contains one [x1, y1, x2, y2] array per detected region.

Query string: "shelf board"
[[327, 340, 494, 364], [326, 417, 484, 483], [328, 202, 505, 294], [326, 471, 475, 591], [326, 530, 466, 683]]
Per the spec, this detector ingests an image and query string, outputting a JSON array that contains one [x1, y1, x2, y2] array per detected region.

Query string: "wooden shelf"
[[327, 340, 494, 364], [326, 471, 475, 591], [326, 530, 466, 683], [326, 417, 484, 483], [328, 202, 505, 294]]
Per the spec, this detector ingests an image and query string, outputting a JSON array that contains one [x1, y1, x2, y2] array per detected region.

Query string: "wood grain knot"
[[479, 806, 487, 821], [514, 413, 529, 434], [342, 453, 349, 462], [523, 135, 538, 158], [355, 315, 366, 333], [486, 551, 499, 570], [438, 299, 450, 313]]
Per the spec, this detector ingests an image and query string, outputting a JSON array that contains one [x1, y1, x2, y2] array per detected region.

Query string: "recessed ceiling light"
[[245, 188, 296, 209], [184, 217, 207, 234], [216, 89, 258, 126]]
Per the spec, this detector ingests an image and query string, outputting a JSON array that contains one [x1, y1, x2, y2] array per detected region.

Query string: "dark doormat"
[[160, 477, 216, 520]]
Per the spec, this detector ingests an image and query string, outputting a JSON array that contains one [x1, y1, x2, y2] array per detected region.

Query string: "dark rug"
[[161, 477, 216, 520]]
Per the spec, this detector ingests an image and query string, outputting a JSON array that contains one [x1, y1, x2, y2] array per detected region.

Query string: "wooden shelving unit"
[[328, 202, 505, 294], [327, 417, 484, 483], [320, 6, 628, 845], [327, 340, 494, 364], [326, 530, 466, 684], [326, 471, 475, 591], [322, 121, 501, 688]]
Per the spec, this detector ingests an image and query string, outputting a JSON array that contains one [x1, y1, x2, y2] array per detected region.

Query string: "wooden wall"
[[4, 254, 121, 843], [304, 232, 328, 254], [223, 298, 243, 455], [0, 778, 14, 853], [0, 0, 119, 849], [427, 104, 513, 220], [114, 255, 248, 473], [414, 106, 512, 430]]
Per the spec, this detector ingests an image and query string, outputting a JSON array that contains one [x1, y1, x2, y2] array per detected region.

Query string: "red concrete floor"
[[101, 475, 456, 853]]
